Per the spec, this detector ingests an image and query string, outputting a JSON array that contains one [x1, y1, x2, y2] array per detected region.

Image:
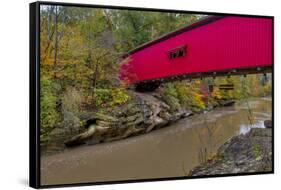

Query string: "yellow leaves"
[[111, 88, 131, 106], [191, 91, 206, 109], [211, 86, 222, 100], [172, 81, 206, 110], [44, 58, 55, 65], [194, 80, 201, 85], [263, 81, 272, 95], [93, 88, 130, 108]]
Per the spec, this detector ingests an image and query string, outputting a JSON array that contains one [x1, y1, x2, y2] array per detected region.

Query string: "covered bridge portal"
[[119, 15, 273, 90]]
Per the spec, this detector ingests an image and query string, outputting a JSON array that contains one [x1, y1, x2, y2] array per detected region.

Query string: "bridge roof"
[[124, 15, 224, 57]]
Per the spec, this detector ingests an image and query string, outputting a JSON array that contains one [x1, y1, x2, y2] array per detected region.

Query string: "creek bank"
[[189, 124, 272, 176], [64, 91, 193, 147], [42, 90, 235, 155]]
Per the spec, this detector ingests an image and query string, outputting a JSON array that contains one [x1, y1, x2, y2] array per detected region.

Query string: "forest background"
[[40, 5, 272, 143]]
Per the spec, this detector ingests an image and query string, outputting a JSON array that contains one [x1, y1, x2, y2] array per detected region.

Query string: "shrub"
[[211, 86, 222, 100], [177, 81, 206, 111], [110, 88, 130, 106], [190, 91, 206, 110], [40, 75, 60, 135], [162, 83, 181, 111], [175, 82, 191, 108], [93, 88, 130, 107], [93, 88, 112, 107], [62, 87, 84, 114]]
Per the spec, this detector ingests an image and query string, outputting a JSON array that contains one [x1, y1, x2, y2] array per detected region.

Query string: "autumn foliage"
[[39, 5, 272, 142]]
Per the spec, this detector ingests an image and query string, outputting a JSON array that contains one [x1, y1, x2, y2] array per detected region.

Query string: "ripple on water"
[[239, 121, 265, 135]]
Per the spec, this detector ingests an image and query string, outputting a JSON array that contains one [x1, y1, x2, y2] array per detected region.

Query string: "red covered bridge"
[[119, 15, 273, 90]]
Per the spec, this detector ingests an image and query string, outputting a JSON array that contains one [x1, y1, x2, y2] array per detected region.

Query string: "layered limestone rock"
[[189, 126, 272, 176], [64, 91, 192, 147]]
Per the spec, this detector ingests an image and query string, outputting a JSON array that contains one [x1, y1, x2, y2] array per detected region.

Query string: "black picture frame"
[[30, 1, 274, 188]]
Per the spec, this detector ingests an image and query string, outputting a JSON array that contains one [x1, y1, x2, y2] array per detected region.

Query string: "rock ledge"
[[189, 127, 272, 176]]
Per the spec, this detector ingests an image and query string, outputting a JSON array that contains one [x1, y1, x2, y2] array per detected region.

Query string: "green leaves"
[[40, 75, 60, 135], [93, 88, 130, 107]]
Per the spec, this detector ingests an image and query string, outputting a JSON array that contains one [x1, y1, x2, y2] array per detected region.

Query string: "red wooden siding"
[[119, 16, 273, 84]]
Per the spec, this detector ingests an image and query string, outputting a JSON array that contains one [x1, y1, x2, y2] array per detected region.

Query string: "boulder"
[[264, 120, 272, 128], [218, 100, 236, 106], [64, 125, 115, 147], [189, 128, 272, 176], [41, 111, 84, 154], [94, 112, 119, 123]]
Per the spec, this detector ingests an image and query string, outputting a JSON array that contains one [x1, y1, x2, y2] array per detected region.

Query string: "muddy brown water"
[[41, 98, 272, 185]]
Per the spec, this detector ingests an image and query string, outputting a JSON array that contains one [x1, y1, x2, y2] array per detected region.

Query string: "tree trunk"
[[54, 6, 59, 69]]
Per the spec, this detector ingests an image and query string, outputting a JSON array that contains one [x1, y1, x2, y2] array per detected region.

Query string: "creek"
[[41, 97, 272, 185]]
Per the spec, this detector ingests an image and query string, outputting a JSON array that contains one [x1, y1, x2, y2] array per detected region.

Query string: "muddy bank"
[[189, 123, 272, 176]]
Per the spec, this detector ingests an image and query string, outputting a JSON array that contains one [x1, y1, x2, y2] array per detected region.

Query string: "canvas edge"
[[29, 1, 274, 189], [29, 2, 41, 189]]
